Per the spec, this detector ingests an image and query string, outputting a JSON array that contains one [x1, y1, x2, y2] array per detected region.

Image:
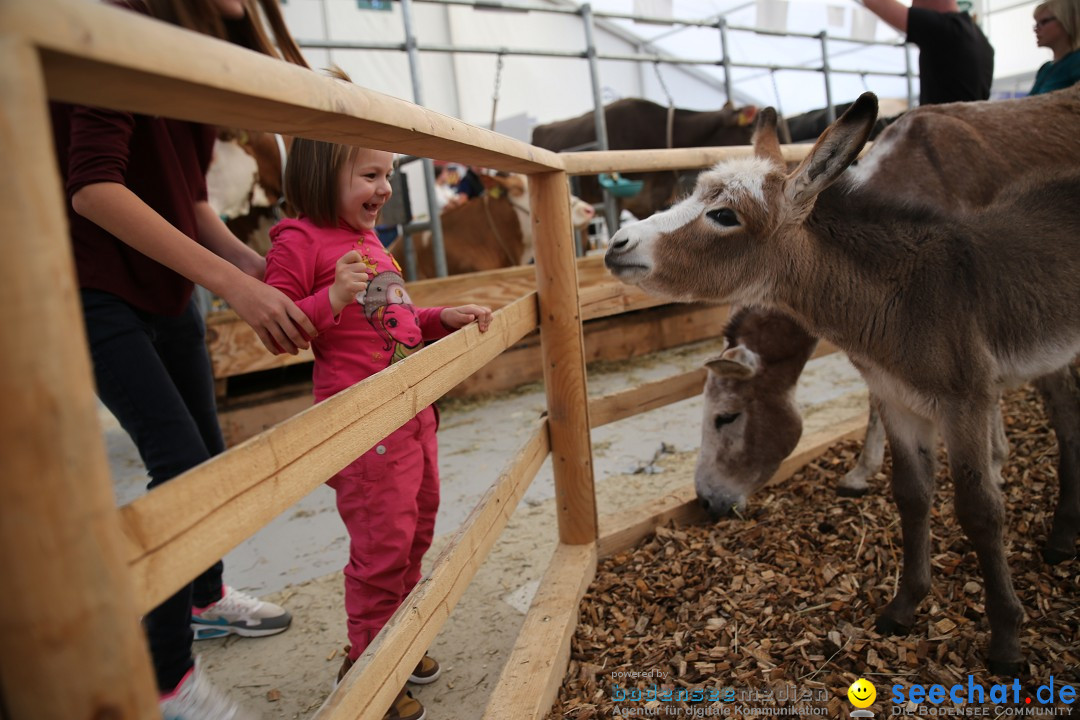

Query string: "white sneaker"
[[159, 657, 260, 720], [191, 585, 292, 640]]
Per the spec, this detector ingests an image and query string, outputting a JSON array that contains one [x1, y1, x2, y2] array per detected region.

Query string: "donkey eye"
[[706, 208, 740, 227], [714, 412, 740, 429]]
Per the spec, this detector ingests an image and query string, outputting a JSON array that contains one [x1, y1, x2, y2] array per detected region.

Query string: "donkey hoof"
[[836, 485, 869, 498], [1041, 546, 1075, 565], [987, 658, 1026, 678], [874, 615, 911, 636]]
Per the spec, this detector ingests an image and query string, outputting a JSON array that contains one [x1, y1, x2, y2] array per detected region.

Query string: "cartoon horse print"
[[363, 270, 424, 365]]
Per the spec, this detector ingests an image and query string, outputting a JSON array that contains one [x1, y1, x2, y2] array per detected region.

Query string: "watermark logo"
[[850, 678, 877, 718]]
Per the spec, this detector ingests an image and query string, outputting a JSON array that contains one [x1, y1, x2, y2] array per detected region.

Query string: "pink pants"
[[327, 405, 440, 660]]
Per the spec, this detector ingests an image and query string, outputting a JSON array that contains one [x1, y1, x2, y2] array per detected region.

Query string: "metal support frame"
[[304, 0, 921, 258], [401, 0, 449, 278]]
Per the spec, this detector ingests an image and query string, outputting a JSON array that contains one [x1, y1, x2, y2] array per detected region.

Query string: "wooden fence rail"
[[0, 1, 855, 717]]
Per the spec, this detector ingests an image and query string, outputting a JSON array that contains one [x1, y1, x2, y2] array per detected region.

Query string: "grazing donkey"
[[605, 93, 1080, 674], [697, 87, 1080, 503]]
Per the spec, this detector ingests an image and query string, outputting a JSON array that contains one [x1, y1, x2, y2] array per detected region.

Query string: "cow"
[[531, 98, 758, 219], [387, 173, 595, 279], [206, 130, 288, 256], [605, 92, 1080, 673]]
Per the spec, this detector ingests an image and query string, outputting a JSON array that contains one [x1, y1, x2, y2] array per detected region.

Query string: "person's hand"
[[223, 274, 316, 355], [329, 250, 370, 315], [441, 304, 492, 332]]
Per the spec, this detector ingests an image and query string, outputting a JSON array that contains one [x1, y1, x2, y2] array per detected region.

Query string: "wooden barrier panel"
[[481, 543, 598, 720], [531, 171, 598, 546], [205, 255, 666, 382], [1, 0, 563, 172], [124, 296, 539, 614], [320, 418, 551, 719], [0, 37, 158, 719]]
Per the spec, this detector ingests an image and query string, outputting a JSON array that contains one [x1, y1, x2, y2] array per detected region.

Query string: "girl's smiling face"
[[337, 149, 394, 231]]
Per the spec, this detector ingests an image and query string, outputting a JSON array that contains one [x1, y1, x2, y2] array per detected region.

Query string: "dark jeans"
[[81, 289, 226, 692]]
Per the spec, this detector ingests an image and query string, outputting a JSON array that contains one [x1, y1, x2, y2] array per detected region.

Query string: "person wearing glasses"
[[1030, 0, 1080, 94], [859, 0, 995, 105]]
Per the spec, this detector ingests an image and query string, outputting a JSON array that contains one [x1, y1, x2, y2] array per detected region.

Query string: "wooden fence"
[[0, 1, 862, 717]]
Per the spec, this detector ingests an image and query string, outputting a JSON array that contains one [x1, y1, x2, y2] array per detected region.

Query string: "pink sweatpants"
[[328, 405, 440, 660]]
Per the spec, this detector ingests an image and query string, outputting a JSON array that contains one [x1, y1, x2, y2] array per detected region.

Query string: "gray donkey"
[[605, 93, 1080, 674]]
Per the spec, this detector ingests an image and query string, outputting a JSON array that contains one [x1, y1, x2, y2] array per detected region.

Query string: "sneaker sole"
[[407, 666, 441, 685], [191, 622, 291, 640]]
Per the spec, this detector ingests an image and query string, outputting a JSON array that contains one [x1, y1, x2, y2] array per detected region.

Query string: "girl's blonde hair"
[[284, 67, 368, 227], [1035, 0, 1080, 53], [146, 0, 309, 66]]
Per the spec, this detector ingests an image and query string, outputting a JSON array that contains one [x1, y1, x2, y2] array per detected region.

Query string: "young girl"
[[264, 111, 492, 719], [51, 1, 316, 717]]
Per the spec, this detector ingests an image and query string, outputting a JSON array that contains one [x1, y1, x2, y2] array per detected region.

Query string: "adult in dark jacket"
[[51, 0, 316, 716], [860, 0, 995, 105]]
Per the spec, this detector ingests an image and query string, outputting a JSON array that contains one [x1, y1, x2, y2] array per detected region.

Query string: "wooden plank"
[[596, 411, 870, 557], [560, 144, 816, 176], [590, 368, 708, 428], [205, 255, 662, 382], [452, 303, 729, 398], [0, 36, 158, 718], [588, 335, 840, 427], [123, 295, 539, 614], [2, 0, 561, 173], [481, 543, 598, 720], [531, 171, 597, 545], [317, 419, 551, 720]]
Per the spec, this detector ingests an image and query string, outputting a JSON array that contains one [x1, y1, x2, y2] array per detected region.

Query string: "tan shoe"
[[384, 688, 426, 720], [334, 648, 426, 720], [336, 645, 354, 686], [408, 654, 441, 685]]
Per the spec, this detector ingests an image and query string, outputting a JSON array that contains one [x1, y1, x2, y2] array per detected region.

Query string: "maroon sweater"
[[51, 99, 216, 316]]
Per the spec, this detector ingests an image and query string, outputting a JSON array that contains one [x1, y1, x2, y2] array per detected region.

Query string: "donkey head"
[[604, 93, 880, 306], [695, 308, 817, 517]]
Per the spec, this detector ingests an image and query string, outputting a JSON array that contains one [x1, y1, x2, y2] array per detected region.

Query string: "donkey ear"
[[785, 92, 878, 209], [752, 107, 784, 166], [705, 345, 761, 379]]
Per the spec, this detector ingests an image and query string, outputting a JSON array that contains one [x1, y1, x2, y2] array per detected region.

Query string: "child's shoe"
[[335, 649, 426, 720], [192, 585, 292, 640], [159, 657, 260, 720], [408, 654, 441, 685]]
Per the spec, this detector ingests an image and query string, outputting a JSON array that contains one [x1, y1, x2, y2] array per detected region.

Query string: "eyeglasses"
[[1034, 16, 1058, 28]]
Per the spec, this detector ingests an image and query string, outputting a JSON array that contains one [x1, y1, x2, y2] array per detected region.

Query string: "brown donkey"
[[695, 88, 1080, 507], [605, 93, 1080, 674]]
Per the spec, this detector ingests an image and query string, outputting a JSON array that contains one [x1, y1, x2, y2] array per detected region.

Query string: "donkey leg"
[[1033, 366, 1080, 564], [875, 403, 936, 635], [942, 403, 1024, 675], [990, 403, 1009, 485], [840, 395, 886, 496]]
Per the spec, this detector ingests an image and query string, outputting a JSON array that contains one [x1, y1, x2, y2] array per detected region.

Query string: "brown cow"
[[531, 98, 757, 219], [387, 174, 595, 279]]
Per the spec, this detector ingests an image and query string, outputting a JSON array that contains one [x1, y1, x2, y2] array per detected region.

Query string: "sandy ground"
[[104, 338, 869, 718]]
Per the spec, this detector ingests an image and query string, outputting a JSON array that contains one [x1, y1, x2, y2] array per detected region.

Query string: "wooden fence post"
[[529, 171, 597, 545], [0, 37, 159, 719]]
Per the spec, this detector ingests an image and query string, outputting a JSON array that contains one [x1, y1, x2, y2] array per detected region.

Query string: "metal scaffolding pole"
[[581, 2, 621, 239], [819, 31, 836, 124], [401, 0, 449, 278]]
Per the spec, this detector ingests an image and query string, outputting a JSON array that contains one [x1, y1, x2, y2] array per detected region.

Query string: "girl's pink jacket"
[[265, 218, 450, 402]]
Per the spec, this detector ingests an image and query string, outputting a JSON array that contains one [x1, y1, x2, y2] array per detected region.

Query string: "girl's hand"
[[329, 250, 370, 315], [441, 304, 493, 332]]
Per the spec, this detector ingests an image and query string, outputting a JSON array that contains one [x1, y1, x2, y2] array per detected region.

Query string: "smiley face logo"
[[848, 678, 876, 708]]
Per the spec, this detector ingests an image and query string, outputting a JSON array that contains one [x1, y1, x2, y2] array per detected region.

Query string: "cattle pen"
[[0, 1, 866, 717]]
